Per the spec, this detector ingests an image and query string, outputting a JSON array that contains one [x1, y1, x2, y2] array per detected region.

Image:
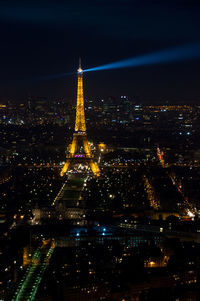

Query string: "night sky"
[[1, 0, 200, 101]]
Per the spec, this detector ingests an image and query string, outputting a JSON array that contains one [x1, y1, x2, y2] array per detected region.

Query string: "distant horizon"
[[1, 95, 200, 105]]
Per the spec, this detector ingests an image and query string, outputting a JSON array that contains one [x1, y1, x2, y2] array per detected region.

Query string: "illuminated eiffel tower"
[[60, 60, 100, 177]]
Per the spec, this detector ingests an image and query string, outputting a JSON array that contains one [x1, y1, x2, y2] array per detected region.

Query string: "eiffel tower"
[[60, 60, 100, 177]]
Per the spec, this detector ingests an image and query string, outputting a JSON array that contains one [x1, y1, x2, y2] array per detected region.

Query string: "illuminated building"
[[98, 142, 106, 152], [23, 247, 31, 266], [60, 60, 100, 177]]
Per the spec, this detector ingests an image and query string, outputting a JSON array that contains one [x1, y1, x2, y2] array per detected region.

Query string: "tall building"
[[60, 60, 100, 177]]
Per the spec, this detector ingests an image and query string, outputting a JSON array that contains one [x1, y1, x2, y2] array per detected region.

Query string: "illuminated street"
[[12, 242, 54, 301]]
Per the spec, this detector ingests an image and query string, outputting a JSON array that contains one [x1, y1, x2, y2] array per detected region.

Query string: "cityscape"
[[1, 1, 200, 301]]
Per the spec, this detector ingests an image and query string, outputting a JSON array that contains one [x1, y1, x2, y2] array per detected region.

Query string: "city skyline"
[[1, 1, 200, 300]]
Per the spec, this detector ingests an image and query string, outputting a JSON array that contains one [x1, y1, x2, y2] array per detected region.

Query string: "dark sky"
[[0, 0, 200, 101]]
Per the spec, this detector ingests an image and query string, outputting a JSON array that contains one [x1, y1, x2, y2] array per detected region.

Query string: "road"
[[12, 241, 55, 301], [52, 173, 87, 206]]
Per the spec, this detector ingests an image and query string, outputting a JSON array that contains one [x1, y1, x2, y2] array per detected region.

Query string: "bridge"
[[12, 241, 55, 301]]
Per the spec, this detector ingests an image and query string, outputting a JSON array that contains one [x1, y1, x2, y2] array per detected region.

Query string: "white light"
[[187, 210, 195, 218]]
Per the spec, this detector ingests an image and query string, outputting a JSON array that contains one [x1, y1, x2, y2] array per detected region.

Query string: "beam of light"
[[83, 43, 200, 73]]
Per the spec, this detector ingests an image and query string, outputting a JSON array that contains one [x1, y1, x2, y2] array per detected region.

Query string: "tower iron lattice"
[[60, 60, 100, 177]]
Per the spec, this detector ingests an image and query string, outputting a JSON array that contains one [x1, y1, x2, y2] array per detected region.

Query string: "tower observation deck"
[[60, 60, 100, 177]]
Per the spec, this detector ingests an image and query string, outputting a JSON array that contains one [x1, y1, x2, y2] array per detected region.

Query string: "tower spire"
[[78, 57, 83, 74], [75, 58, 86, 132]]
